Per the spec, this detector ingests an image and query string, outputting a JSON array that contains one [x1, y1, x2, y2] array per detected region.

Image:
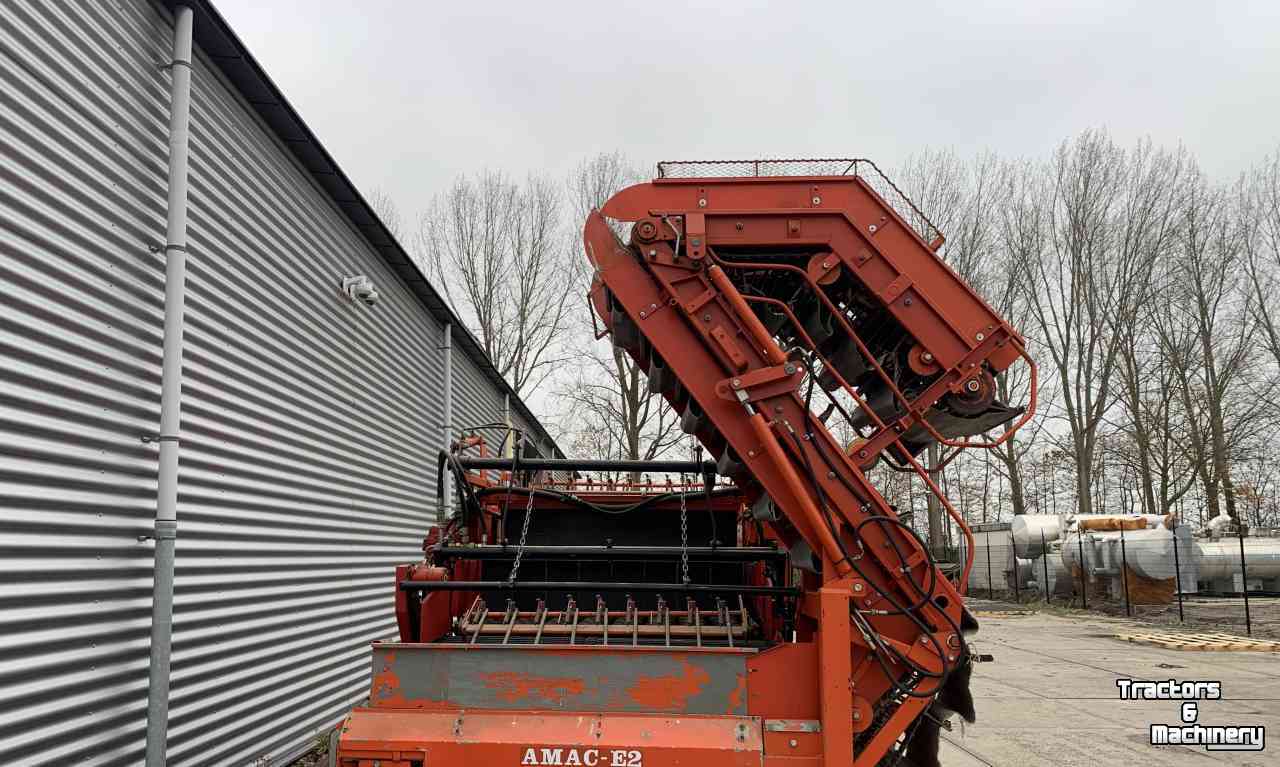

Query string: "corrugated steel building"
[[0, 0, 560, 763]]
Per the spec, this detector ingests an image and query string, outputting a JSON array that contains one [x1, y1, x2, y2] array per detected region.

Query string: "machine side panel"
[[339, 710, 765, 767], [369, 644, 752, 715]]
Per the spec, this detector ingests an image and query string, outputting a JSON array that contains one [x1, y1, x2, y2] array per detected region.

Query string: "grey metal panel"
[[0, 0, 535, 764], [154, 0, 562, 461], [451, 347, 504, 442], [1, 1, 170, 764]]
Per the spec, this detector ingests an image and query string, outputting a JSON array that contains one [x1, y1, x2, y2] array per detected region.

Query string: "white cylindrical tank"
[[1011, 515, 1062, 557], [1029, 550, 1070, 597], [1196, 539, 1280, 580], [1060, 525, 1197, 593]]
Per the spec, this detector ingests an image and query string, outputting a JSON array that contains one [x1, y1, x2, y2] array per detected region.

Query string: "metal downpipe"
[[441, 323, 452, 519], [145, 5, 194, 765]]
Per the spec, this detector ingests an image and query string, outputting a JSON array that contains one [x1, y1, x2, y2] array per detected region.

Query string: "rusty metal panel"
[[0, 0, 553, 764], [369, 644, 751, 715]]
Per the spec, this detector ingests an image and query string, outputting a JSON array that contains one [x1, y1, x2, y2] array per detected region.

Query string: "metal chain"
[[507, 483, 536, 583], [678, 475, 690, 584]]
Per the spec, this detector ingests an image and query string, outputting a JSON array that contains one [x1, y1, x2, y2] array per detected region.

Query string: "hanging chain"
[[678, 474, 690, 584], [507, 480, 536, 583]]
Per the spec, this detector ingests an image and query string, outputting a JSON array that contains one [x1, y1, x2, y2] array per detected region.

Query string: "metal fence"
[[964, 517, 1278, 638]]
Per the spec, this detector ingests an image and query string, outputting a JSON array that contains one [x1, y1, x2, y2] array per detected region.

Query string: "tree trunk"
[[925, 444, 944, 558]]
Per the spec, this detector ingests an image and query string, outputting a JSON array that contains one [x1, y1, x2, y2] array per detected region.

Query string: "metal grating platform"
[[654, 158, 943, 246]]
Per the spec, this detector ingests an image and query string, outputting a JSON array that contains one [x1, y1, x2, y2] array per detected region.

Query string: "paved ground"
[[945, 606, 1279, 766]]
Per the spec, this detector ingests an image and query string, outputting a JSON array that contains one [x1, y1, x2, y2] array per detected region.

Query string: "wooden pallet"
[[1116, 630, 1280, 652]]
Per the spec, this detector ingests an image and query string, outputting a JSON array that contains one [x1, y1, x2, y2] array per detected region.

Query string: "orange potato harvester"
[[335, 159, 1035, 767]]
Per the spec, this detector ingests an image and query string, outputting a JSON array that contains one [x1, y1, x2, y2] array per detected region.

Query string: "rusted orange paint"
[[626, 658, 711, 709], [480, 671, 587, 704], [370, 651, 402, 704], [727, 670, 747, 712]]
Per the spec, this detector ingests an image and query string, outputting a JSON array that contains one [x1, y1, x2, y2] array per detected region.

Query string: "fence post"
[[1041, 529, 1051, 604], [1119, 522, 1132, 618], [1238, 521, 1252, 637], [986, 533, 995, 601], [1011, 531, 1020, 603], [1077, 530, 1088, 610], [1170, 523, 1184, 623]]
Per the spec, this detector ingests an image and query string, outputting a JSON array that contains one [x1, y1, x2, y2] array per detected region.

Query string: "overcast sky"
[[218, 0, 1279, 219]]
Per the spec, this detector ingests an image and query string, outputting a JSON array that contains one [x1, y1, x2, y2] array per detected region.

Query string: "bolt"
[[827, 471, 836, 479], [748, 450, 755, 457], [922, 352, 934, 363], [698, 199, 707, 208], [702, 313, 712, 322], [639, 311, 646, 318], [736, 222, 744, 231], [975, 332, 985, 341], [948, 654, 958, 662], [812, 196, 822, 205], [821, 260, 831, 269], [784, 363, 796, 375], [966, 379, 981, 393], [858, 450, 868, 458], [868, 224, 878, 233], [947, 633, 961, 649], [853, 711, 862, 721], [789, 739, 798, 748], [648, 249, 657, 257], [650, 303, 657, 310], [853, 582, 864, 592], [691, 238, 702, 246], [732, 378, 742, 388]]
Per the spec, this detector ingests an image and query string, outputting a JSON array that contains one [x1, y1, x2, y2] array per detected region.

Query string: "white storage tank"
[[1011, 514, 1062, 557], [1195, 538, 1280, 585]]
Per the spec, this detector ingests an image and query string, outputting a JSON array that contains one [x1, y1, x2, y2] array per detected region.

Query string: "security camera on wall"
[[341, 275, 379, 307]]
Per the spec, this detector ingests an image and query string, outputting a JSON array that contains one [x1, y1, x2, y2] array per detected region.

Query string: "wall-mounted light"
[[341, 275, 380, 307]]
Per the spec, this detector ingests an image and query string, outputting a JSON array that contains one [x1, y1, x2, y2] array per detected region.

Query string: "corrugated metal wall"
[[0, 1, 544, 764], [451, 344, 504, 441]]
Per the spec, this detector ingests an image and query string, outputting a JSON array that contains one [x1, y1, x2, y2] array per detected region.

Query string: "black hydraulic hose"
[[784, 391, 958, 697], [498, 445, 519, 545], [703, 469, 719, 546], [438, 449, 484, 527]]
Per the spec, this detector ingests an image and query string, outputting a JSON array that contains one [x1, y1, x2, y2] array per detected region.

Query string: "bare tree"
[[1017, 132, 1184, 517], [1112, 305, 1201, 516], [555, 153, 685, 466], [367, 187, 405, 242], [1158, 170, 1262, 520], [1244, 151, 1280, 378], [989, 159, 1058, 517], [416, 170, 580, 395]]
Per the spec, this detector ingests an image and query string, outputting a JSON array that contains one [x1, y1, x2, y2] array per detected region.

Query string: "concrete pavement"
[[942, 608, 1278, 766]]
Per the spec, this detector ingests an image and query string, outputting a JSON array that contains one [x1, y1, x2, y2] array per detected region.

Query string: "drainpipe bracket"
[[158, 57, 192, 72], [138, 521, 178, 543]]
